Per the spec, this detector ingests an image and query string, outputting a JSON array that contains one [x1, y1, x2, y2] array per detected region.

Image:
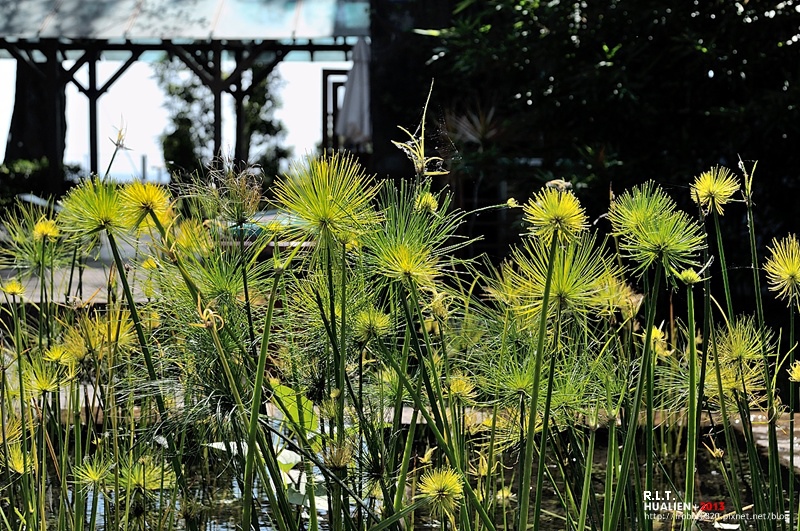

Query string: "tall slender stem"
[[238, 224, 257, 357], [518, 233, 559, 531], [744, 171, 785, 525], [713, 212, 734, 320], [532, 325, 559, 530], [683, 282, 698, 529], [105, 231, 193, 529], [789, 305, 796, 531], [609, 263, 662, 530], [242, 271, 283, 530]]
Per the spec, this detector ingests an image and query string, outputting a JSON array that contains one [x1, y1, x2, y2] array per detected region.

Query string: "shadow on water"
[[38, 421, 790, 530]]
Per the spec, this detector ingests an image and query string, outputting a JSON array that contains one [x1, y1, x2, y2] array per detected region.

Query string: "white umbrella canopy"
[[335, 37, 371, 147]]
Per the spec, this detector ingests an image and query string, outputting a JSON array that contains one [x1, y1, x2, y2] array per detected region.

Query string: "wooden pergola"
[[0, 0, 369, 179]]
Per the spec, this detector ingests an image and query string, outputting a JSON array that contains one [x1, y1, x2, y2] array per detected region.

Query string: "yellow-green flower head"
[[676, 268, 702, 285], [5, 443, 35, 475], [691, 165, 740, 215], [33, 218, 60, 241], [429, 290, 449, 320], [789, 361, 800, 383], [337, 229, 361, 253], [704, 352, 764, 411], [609, 182, 704, 275], [24, 357, 61, 395], [119, 181, 173, 230], [354, 306, 392, 342], [495, 486, 517, 507], [0, 415, 23, 445], [265, 220, 285, 235], [764, 233, 800, 305], [1, 278, 25, 297], [324, 440, 355, 470], [447, 374, 476, 402], [218, 170, 262, 224], [506, 198, 520, 208], [415, 467, 464, 518], [62, 310, 136, 363], [273, 153, 381, 248], [523, 187, 587, 242], [73, 454, 112, 489], [59, 178, 124, 235], [119, 455, 176, 495], [647, 326, 670, 358], [174, 219, 212, 256], [414, 192, 439, 214], [374, 242, 438, 286], [717, 315, 771, 364], [504, 232, 616, 321], [592, 273, 642, 320], [141, 257, 159, 270], [609, 181, 675, 235], [345, 237, 361, 254], [43, 345, 68, 363]]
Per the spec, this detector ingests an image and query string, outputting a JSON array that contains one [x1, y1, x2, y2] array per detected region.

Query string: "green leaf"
[[272, 384, 318, 434]]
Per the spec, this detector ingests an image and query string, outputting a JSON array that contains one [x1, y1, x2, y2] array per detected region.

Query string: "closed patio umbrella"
[[335, 37, 371, 147]]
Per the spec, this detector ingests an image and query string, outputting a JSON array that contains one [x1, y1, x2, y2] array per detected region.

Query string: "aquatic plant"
[[1, 101, 799, 531]]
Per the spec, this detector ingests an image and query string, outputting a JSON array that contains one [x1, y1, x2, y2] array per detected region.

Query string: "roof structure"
[[0, 0, 370, 183], [0, 0, 369, 42]]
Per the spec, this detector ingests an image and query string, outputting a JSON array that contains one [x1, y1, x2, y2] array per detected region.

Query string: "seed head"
[[647, 326, 671, 358], [273, 153, 381, 249], [691, 166, 740, 215], [789, 361, 800, 383], [609, 182, 704, 275], [415, 467, 464, 518], [717, 315, 771, 364], [59, 178, 124, 235], [447, 374, 476, 403], [414, 192, 439, 214], [523, 187, 587, 243], [764, 234, 800, 305], [676, 268, 702, 285], [1, 278, 25, 297], [120, 181, 173, 230], [354, 307, 392, 342], [33, 218, 60, 241]]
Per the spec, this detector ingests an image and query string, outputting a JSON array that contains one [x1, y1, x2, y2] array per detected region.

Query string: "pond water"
[[191, 429, 775, 531], [42, 426, 789, 530]]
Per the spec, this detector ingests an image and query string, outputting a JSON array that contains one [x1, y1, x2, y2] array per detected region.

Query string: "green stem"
[[532, 309, 561, 530], [577, 416, 597, 531], [745, 179, 785, 527], [713, 212, 734, 320], [608, 262, 662, 530], [338, 242, 347, 444], [241, 271, 283, 530], [406, 284, 452, 447], [105, 231, 193, 523], [238, 224, 257, 357], [380, 344, 495, 531], [393, 406, 419, 515], [602, 411, 616, 531], [207, 322, 294, 531], [645, 269, 654, 531], [12, 296, 34, 528], [518, 233, 559, 531], [38, 242, 45, 351], [683, 282, 698, 529], [789, 304, 797, 531]]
